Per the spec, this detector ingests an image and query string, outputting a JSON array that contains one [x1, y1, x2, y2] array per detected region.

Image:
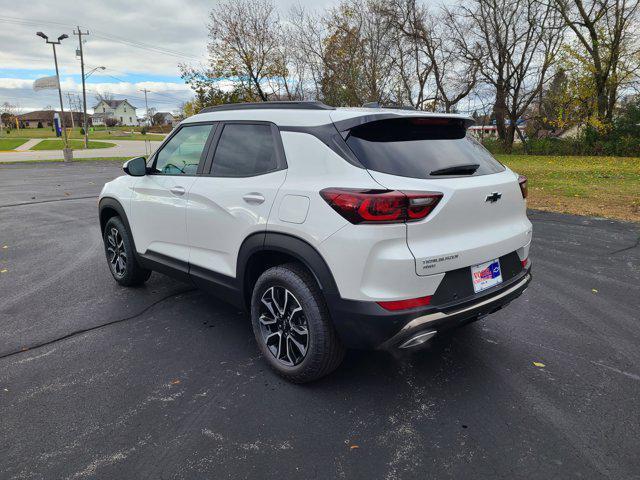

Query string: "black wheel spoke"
[[258, 286, 309, 367], [105, 226, 127, 279]]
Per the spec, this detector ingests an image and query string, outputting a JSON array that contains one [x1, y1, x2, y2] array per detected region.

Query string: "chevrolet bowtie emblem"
[[485, 192, 502, 203]]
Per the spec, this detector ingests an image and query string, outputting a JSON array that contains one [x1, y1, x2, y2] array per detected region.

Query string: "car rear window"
[[345, 117, 504, 179]]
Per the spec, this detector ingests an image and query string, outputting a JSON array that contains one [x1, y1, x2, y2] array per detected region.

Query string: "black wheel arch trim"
[[237, 231, 341, 307], [99, 197, 135, 241], [99, 197, 147, 271]]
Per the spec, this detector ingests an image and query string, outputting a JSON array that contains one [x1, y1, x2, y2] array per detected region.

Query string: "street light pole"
[[37, 31, 73, 162]]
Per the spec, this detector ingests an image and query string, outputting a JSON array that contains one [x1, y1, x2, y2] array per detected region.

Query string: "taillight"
[[378, 295, 432, 311], [320, 188, 442, 224], [518, 175, 528, 199]]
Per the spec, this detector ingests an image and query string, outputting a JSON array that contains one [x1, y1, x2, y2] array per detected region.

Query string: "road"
[[0, 161, 639, 480], [0, 139, 163, 162]]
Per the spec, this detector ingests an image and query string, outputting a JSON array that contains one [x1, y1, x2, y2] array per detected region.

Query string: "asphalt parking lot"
[[1, 161, 639, 479]]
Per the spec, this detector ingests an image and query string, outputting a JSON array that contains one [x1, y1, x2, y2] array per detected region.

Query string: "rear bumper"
[[326, 266, 531, 349]]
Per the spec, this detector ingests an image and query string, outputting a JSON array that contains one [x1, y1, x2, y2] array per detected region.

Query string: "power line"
[[147, 90, 188, 103], [83, 89, 177, 106], [90, 30, 202, 61], [0, 15, 203, 61]]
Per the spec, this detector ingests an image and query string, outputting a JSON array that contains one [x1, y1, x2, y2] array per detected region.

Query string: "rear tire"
[[250, 263, 345, 383], [103, 216, 151, 286]]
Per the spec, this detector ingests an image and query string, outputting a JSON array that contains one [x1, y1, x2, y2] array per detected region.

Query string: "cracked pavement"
[[1, 161, 639, 479]]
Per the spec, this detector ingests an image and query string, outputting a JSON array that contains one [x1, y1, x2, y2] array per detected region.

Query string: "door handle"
[[242, 193, 265, 205], [170, 186, 186, 196]]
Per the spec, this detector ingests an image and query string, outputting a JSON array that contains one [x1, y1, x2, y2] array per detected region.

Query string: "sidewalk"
[[14, 139, 42, 151]]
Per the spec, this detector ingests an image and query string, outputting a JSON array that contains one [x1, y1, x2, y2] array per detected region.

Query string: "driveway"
[[0, 139, 164, 162], [0, 161, 638, 479]]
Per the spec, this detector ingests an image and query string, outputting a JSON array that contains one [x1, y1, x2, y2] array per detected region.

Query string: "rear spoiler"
[[332, 113, 475, 139]]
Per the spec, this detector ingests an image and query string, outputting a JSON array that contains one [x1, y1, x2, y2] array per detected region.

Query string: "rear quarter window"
[[345, 117, 504, 179], [211, 123, 279, 177]]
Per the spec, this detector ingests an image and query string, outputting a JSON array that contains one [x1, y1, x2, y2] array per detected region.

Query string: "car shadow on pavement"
[[190, 287, 485, 391]]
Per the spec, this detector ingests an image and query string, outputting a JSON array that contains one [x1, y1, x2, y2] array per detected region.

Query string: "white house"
[[92, 99, 138, 126]]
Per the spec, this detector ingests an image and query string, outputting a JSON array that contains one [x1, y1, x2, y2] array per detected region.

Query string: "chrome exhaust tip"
[[398, 330, 437, 349]]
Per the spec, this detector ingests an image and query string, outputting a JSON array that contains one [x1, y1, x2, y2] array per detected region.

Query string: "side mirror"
[[123, 156, 147, 176]]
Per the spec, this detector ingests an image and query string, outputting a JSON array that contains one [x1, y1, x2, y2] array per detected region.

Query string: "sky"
[[0, 0, 341, 115]]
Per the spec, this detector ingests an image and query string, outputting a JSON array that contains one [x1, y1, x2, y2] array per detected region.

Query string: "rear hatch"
[[336, 114, 532, 276]]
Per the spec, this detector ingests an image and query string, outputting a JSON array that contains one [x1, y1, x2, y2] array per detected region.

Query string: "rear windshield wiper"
[[430, 164, 480, 176]]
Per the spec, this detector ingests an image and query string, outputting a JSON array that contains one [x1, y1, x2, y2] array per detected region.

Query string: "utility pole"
[[140, 88, 150, 126], [73, 27, 90, 148], [37, 31, 72, 162]]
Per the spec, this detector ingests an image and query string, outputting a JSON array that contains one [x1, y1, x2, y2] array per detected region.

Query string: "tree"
[[1, 102, 19, 128], [446, 0, 564, 151], [94, 91, 114, 104], [384, 5, 434, 109], [319, 1, 397, 106], [288, 5, 329, 100], [383, 0, 479, 112], [146, 107, 158, 125], [548, 0, 640, 127], [205, 0, 286, 101], [320, 4, 369, 106]]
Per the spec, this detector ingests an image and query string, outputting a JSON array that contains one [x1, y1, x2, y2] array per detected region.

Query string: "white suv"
[[99, 101, 532, 382]]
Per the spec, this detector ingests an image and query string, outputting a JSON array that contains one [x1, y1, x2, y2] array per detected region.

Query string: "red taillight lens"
[[518, 175, 528, 199], [320, 188, 442, 224], [378, 295, 432, 311], [521, 258, 529, 268]]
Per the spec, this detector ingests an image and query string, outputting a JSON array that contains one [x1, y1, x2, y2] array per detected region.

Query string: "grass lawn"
[[0, 138, 28, 150], [2, 128, 164, 141], [30, 139, 115, 150], [498, 155, 640, 223]]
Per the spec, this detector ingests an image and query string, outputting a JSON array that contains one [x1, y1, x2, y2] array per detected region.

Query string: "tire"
[[103, 216, 151, 286], [250, 263, 346, 383]]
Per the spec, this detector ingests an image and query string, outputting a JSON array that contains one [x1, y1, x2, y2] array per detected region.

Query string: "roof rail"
[[200, 101, 335, 113]]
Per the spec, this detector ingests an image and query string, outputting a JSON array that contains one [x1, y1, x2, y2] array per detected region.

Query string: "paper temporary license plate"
[[471, 259, 503, 293]]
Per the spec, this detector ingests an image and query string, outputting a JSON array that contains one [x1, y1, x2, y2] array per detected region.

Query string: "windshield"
[[345, 117, 504, 179]]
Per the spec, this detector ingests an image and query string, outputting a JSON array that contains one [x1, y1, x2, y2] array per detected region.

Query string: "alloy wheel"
[[106, 227, 127, 278], [258, 286, 309, 366]]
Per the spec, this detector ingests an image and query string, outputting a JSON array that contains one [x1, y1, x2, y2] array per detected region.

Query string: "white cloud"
[[0, 78, 34, 89], [0, 0, 344, 112]]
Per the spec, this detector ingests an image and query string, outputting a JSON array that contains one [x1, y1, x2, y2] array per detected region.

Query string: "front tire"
[[250, 263, 345, 383], [103, 216, 151, 286]]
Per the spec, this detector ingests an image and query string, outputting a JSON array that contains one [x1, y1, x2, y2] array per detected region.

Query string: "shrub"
[[148, 125, 173, 134], [482, 135, 640, 157]]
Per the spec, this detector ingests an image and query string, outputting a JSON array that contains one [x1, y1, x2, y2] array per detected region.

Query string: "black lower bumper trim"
[[326, 267, 531, 350], [380, 273, 531, 349]]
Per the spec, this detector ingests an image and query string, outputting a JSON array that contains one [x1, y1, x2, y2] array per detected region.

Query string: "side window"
[[211, 124, 278, 177], [153, 124, 213, 175]]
